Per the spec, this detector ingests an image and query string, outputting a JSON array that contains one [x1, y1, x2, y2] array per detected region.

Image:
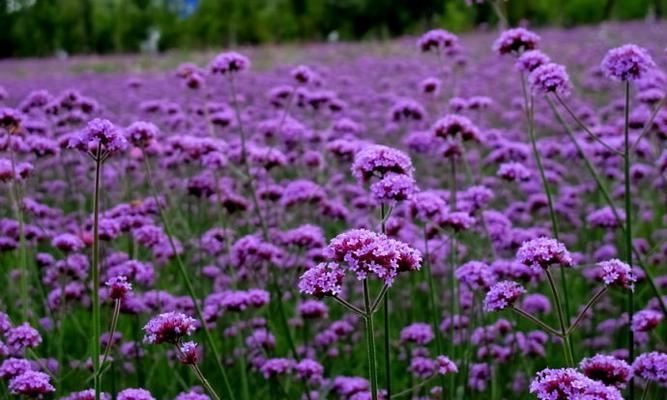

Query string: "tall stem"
[[142, 157, 236, 400], [363, 279, 379, 400], [7, 131, 29, 320], [623, 81, 635, 400], [91, 145, 103, 400], [380, 203, 391, 398], [520, 73, 573, 349], [546, 96, 667, 316], [98, 299, 122, 373], [545, 269, 574, 366]]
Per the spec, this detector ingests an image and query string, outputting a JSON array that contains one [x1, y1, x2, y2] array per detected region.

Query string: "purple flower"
[[530, 368, 622, 399], [5, 323, 42, 354], [409, 357, 436, 378], [580, 354, 631, 389], [632, 351, 667, 387], [117, 388, 156, 400], [0, 357, 33, 379], [417, 29, 459, 53], [351, 145, 414, 182], [493, 28, 540, 56], [601, 44, 656, 82], [431, 114, 481, 142], [522, 294, 551, 314], [298, 262, 345, 297], [528, 63, 572, 96], [51, 233, 85, 252], [260, 358, 295, 379], [295, 359, 324, 384], [60, 389, 112, 400], [516, 50, 551, 73], [399, 323, 434, 345], [8, 370, 55, 397], [436, 355, 458, 375], [516, 237, 574, 270], [297, 300, 329, 319], [176, 341, 201, 365], [587, 207, 624, 229], [174, 391, 210, 400], [370, 173, 415, 202], [455, 261, 496, 290], [143, 312, 197, 344], [497, 162, 531, 181], [106, 275, 132, 300], [0, 107, 24, 130], [326, 229, 422, 285], [483, 280, 525, 312], [631, 309, 663, 333], [77, 118, 128, 154], [209, 52, 251, 75], [125, 121, 159, 148], [597, 259, 637, 289]]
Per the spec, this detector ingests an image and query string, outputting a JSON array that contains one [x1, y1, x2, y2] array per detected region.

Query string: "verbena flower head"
[[498, 162, 531, 181], [631, 309, 663, 333], [580, 354, 631, 389], [431, 114, 481, 142], [51, 233, 85, 253], [597, 259, 637, 289], [528, 63, 572, 96], [399, 323, 434, 345], [483, 280, 525, 312], [601, 44, 656, 82], [516, 50, 551, 73], [455, 261, 495, 290], [529, 368, 623, 399], [493, 28, 540, 56], [436, 355, 458, 375], [60, 389, 112, 400], [291, 65, 316, 84], [8, 370, 55, 397], [176, 341, 200, 364], [295, 359, 324, 384], [143, 311, 197, 344], [260, 358, 295, 379], [0, 357, 32, 379], [326, 229, 422, 285], [632, 351, 667, 387], [6, 323, 42, 353], [77, 118, 128, 155], [351, 144, 414, 182], [0, 107, 24, 130], [370, 173, 415, 202], [117, 388, 156, 400], [517, 237, 574, 270], [417, 29, 459, 53], [106, 275, 133, 300], [125, 121, 159, 148], [298, 262, 344, 297], [209, 51, 251, 75]]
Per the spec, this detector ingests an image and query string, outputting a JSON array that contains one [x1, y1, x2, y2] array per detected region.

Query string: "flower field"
[[0, 20, 666, 400]]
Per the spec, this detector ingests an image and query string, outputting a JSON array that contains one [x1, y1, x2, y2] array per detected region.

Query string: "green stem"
[[380, 203, 392, 399], [510, 307, 563, 337], [91, 144, 103, 400], [623, 81, 635, 400], [98, 299, 122, 375], [545, 269, 574, 366], [566, 287, 607, 335], [6, 130, 29, 320], [142, 157, 236, 400], [363, 279, 379, 400], [546, 96, 667, 316], [521, 73, 573, 354]]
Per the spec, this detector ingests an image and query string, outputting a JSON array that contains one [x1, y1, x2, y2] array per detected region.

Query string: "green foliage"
[[0, 0, 664, 57]]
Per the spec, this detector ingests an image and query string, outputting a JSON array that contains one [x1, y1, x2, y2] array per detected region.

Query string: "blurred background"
[[0, 0, 664, 58]]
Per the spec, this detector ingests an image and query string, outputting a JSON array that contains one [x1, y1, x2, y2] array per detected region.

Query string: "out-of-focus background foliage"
[[0, 0, 664, 58]]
